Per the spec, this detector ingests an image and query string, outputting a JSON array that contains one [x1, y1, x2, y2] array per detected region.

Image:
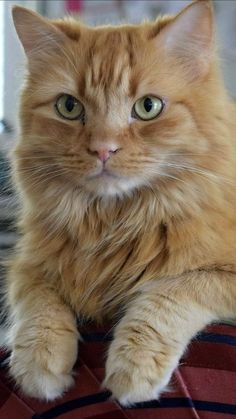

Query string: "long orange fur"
[[6, 0, 236, 404]]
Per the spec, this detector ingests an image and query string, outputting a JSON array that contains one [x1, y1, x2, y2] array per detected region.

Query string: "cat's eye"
[[133, 95, 164, 121], [55, 94, 84, 120]]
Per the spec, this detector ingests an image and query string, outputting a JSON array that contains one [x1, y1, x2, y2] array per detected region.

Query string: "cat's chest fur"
[[52, 215, 168, 321], [43, 191, 234, 322]]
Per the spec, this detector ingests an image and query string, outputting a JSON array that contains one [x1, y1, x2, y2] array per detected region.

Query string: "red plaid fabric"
[[0, 323, 235, 419]]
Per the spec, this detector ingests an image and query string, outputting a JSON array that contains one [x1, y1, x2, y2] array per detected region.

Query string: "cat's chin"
[[84, 174, 143, 198]]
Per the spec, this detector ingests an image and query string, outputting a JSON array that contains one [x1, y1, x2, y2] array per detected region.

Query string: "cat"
[[6, 0, 236, 405]]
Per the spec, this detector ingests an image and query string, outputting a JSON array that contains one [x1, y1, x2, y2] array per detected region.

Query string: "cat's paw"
[[10, 352, 74, 400], [104, 341, 177, 406], [9, 328, 79, 400]]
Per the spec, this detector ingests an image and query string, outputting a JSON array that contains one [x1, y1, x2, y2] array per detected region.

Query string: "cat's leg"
[[104, 270, 236, 406], [6, 262, 79, 400]]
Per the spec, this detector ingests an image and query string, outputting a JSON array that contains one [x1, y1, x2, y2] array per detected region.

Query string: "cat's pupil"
[[65, 96, 75, 112], [144, 97, 153, 113]]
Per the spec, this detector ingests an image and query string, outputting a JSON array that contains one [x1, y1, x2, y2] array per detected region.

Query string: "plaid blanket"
[[0, 323, 235, 419]]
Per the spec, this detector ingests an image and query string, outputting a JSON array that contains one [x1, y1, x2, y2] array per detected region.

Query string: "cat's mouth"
[[88, 168, 121, 181], [84, 167, 143, 196]]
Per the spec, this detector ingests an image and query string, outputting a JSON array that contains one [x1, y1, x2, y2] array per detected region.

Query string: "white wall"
[[0, 1, 4, 122], [215, 1, 236, 97], [44, 0, 65, 18], [2, 0, 41, 131]]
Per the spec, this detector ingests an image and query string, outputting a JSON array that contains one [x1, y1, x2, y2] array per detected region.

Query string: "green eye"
[[55, 94, 84, 120], [133, 95, 164, 121]]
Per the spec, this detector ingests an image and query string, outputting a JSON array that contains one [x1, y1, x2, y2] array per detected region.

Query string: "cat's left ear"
[[12, 6, 66, 59], [154, 0, 214, 79]]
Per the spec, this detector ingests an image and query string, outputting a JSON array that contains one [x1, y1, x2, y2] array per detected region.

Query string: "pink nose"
[[97, 149, 113, 163], [88, 145, 120, 162]]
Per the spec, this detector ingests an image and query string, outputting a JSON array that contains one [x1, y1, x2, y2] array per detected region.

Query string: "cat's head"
[[12, 1, 225, 200]]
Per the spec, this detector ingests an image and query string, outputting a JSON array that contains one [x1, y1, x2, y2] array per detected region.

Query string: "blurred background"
[[0, 0, 236, 266]]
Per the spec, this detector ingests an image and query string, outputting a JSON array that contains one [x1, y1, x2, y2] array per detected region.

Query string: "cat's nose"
[[87, 143, 120, 163]]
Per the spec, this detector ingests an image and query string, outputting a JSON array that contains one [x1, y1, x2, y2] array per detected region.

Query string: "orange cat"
[[6, 0, 236, 405]]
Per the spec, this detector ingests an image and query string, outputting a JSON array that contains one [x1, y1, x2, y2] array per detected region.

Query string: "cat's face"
[[13, 2, 218, 199]]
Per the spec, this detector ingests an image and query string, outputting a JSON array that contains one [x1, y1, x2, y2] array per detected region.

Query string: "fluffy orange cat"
[[6, 0, 236, 405]]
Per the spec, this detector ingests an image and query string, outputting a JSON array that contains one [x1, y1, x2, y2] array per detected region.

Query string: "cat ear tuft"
[[155, 0, 215, 78], [12, 6, 66, 58]]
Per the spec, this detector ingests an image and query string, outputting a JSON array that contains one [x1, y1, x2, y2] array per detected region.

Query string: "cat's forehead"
[[61, 23, 165, 115], [77, 27, 142, 98], [47, 16, 176, 109], [36, 19, 174, 120]]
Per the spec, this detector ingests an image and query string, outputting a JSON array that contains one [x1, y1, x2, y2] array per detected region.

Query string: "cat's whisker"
[[17, 168, 68, 189], [140, 158, 236, 187], [159, 162, 236, 186], [147, 168, 189, 184]]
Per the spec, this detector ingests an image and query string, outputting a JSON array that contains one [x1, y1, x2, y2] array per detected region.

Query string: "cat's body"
[[6, 0, 236, 405]]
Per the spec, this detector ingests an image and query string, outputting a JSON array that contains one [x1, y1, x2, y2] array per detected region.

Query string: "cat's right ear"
[[12, 6, 66, 58], [153, 0, 214, 80]]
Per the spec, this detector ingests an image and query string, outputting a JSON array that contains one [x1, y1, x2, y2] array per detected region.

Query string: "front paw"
[[9, 327, 79, 400], [104, 340, 178, 406]]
